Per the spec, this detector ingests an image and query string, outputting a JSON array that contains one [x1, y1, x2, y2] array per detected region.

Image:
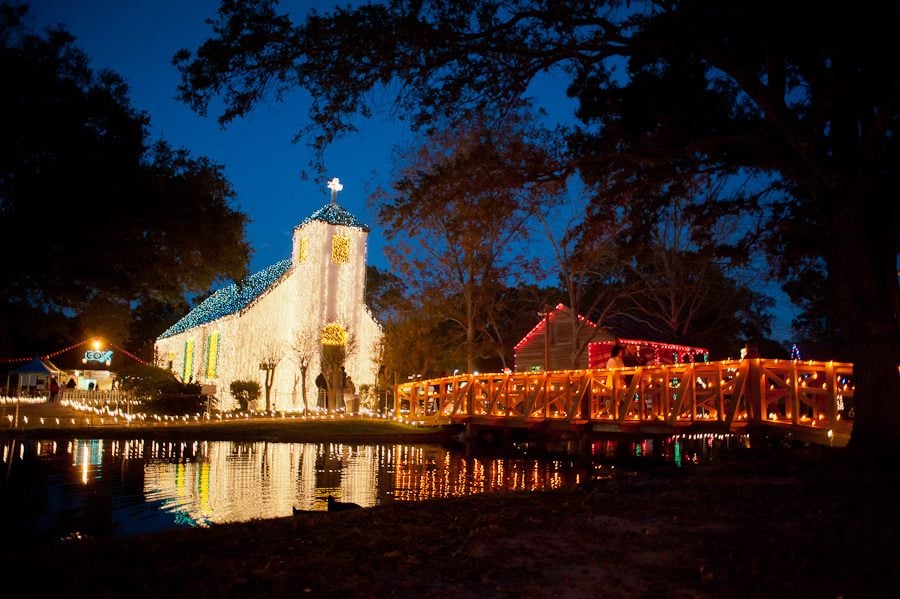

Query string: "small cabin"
[[513, 303, 708, 371], [513, 304, 608, 371]]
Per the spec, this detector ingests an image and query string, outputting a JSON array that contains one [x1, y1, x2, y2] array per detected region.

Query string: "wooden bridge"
[[395, 358, 855, 447]]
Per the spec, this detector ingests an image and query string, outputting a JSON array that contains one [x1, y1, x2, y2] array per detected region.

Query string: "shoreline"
[[0, 401, 450, 444]]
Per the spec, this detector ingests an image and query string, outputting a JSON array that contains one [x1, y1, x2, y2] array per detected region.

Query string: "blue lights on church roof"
[[299, 202, 369, 231], [158, 259, 293, 339]]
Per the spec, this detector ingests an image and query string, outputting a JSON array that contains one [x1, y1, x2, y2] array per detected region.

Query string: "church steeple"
[[291, 178, 370, 326], [296, 177, 370, 231]]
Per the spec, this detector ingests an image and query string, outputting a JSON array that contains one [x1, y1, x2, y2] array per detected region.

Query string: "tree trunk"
[[831, 197, 900, 454], [300, 367, 308, 415], [330, 371, 341, 413], [264, 369, 273, 412]]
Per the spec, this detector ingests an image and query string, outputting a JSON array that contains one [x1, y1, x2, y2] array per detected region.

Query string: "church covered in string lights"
[[154, 179, 382, 411]]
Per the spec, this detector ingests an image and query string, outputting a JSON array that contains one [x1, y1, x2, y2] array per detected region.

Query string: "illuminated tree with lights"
[[177, 0, 900, 452], [256, 338, 284, 412], [320, 323, 356, 413], [290, 326, 318, 414]]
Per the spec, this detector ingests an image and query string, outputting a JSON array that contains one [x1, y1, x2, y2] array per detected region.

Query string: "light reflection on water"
[[0, 434, 741, 542]]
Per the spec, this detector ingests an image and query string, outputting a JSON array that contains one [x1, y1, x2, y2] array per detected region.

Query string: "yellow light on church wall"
[[297, 237, 308, 262], [332, 235, 350, 264], [206, 332, 220, 379], [183, 339, 194, 382]]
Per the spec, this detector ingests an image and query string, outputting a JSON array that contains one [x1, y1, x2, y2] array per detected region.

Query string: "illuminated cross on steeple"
[[327, 177, 343, 204]]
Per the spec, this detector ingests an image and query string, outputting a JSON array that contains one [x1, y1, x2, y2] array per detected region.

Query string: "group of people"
[[606, 344, 647, 369], [606, 344, 649, 390], [314, 367, 358, 413], [47, 377, 91, 402]]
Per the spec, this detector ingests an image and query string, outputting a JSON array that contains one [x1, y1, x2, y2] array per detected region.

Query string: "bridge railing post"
[[412, 382, 421, 420], [746, 358, 762, 424], [717, 362, 731, 423], [789, 360, 800, 425], [577, 372, 590, 420], [826, 361, 838, 426]]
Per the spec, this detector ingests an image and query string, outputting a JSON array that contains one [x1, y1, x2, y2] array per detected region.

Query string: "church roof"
[[298, 202, 369, 231], [157, 259, 293, 339]]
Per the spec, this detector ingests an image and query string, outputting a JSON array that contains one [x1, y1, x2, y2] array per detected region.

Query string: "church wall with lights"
[[154, 189, 382, 411]]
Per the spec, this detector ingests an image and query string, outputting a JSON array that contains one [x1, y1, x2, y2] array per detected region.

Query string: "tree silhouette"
[[0, 5, 250, 357]]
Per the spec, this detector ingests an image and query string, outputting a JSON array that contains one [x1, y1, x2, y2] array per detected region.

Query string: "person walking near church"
[[315, 372, 328, 411], [344, 376, 356, 414]]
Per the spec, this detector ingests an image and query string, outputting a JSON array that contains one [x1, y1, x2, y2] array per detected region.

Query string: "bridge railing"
[[395, 358, 855, 434]]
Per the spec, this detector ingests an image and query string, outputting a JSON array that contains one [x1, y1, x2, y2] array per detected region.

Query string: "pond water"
[[0, 434, 744, 543]]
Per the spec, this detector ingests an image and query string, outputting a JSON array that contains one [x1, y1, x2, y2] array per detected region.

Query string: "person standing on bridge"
[[606, 344, 626, 391], [623, 344, 644, 367], [607, 345, 625, 369]]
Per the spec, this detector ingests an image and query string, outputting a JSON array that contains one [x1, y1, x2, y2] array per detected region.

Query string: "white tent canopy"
[[7, 357, 62, 396]]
